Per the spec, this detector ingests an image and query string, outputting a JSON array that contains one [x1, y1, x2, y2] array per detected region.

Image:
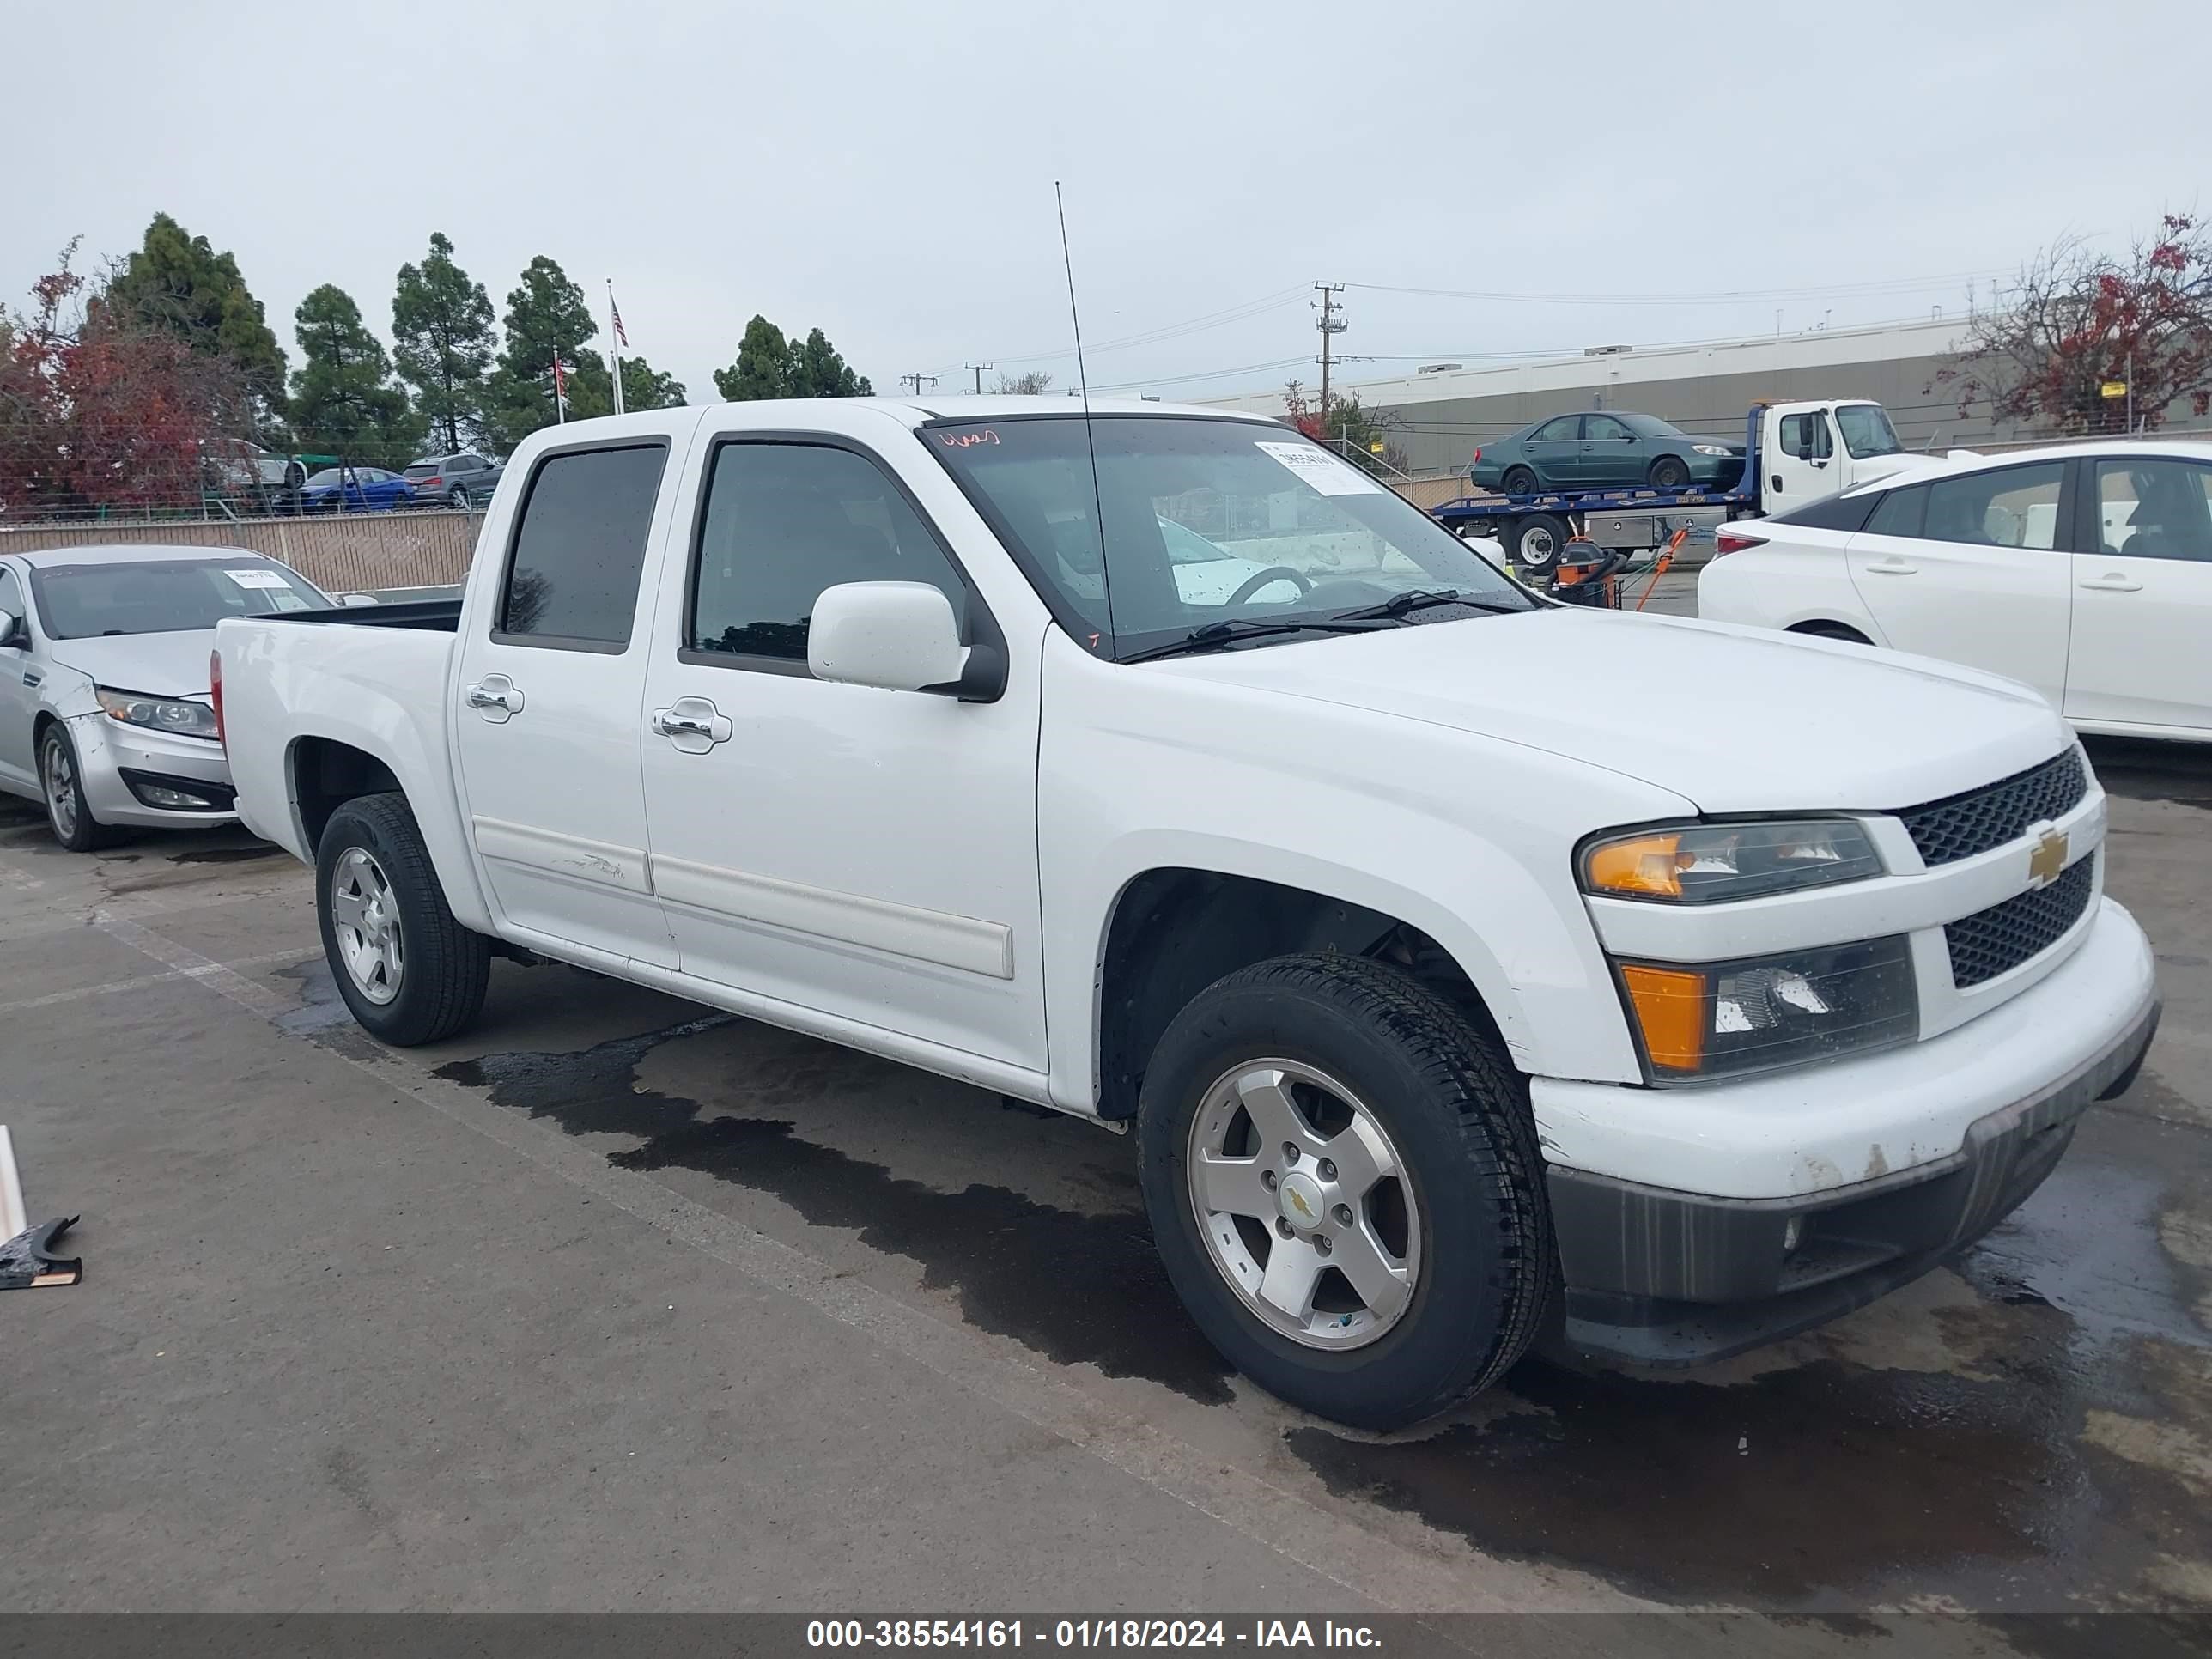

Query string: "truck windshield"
[[31, 557, 331, 639], [925, 414, 1534, 659], [1836, 404, 1904, 459]]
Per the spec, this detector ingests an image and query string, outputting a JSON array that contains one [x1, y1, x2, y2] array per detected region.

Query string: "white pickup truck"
[[213, 397, 2159, 1430]]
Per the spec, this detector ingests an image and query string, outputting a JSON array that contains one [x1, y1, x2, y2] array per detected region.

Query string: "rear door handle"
[[652, 696, 732, 753], [2078, 574, 2144, 592], [1864, 558, 1918, 575]]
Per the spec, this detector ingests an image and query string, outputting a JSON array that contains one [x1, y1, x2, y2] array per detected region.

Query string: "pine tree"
[[713, 315, 793, 401], [289, 284, 423, 465], [392, 233, 495, 454], [483, 256, 598, 449], [104, 211, 289, 422]]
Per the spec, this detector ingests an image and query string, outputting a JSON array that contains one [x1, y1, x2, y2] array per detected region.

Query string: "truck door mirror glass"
[[808, 582, 969, 694]]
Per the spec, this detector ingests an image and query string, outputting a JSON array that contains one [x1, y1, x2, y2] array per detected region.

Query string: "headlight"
[[1693, 444, 1735, 457], [1616, 937, 1917, 1083], [1581, 820, 1884, 903], [94, 686, 218, 740]]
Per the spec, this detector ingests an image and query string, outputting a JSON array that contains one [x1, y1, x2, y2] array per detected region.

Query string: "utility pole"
[[965, 362, 994, 394], [899, 372, 939, 398], [1313, 282, 1346, 418]]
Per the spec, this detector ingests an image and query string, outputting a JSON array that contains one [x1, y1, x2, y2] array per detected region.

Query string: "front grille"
[[1945, 854, 2096, 988], [1899, 750, 2087, 866]]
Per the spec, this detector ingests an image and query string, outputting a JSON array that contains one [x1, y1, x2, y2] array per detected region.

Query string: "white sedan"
[[1698, 439, 2212, 742]]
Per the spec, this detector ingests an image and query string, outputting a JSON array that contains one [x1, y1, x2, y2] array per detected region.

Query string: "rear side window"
[[1862, 484, 1925, 539], [688, 441, 968, 667], [1531, 416, 1581, 442], [496, 443, 667, 649], [1923, 463, 2064, 550]]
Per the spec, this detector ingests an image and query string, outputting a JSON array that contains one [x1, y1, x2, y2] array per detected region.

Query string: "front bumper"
[[67, 712, 237, 829], [1536, 899, 2159, 1364]]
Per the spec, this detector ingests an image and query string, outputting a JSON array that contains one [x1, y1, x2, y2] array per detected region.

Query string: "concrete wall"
[[0, 509, 480, 594]]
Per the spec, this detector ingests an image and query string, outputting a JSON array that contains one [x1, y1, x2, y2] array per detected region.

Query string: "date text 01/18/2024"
[[805, 1620, 1382, 1649]]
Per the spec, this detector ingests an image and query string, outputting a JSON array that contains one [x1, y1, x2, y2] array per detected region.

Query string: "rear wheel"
[[1507, 513, 1571, 575], [447, 485, 470, 509], [1648, 455, 1691, 489], [1137, 954, 1552, 1431], [317, 793, 489, 1045], [1789, 621, 1873, 644], [1500, 465, 1540, 496]]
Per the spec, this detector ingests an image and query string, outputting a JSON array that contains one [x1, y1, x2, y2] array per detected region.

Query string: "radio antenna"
[[1055, 180, 1117, 652]]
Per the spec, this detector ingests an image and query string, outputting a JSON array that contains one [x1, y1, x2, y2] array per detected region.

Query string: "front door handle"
[[464, 675, 523, 721], [2078, 574, 2144, 592], [1864, 558, 1918, 575], [652, 696, 732, 753]]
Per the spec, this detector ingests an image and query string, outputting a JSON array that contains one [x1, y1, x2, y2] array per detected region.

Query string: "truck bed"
[[282, 599, 463, 631]]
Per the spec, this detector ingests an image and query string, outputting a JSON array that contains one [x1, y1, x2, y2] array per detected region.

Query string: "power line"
[[928, 284, 1310, 376], [963, 362, 993, 394], [1342, 270, 1993, 307], [897, 372, 939, 398], [1314, 282, 1345, 411]]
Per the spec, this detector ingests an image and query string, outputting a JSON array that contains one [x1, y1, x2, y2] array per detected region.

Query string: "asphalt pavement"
[[4, 709, 2211, 1637]]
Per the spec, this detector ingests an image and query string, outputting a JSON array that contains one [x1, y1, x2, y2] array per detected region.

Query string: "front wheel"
[[1649, 456, 1691, 489], [39, 725, 120, 852], [1137, 955, 1552, 1431], [317, 793, 489, 1045]]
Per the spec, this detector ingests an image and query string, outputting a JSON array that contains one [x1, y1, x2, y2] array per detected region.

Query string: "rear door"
[[451, 435, 682, 964], [1844, 460, 2074, 703], [2064, 454, 2212, 732], [635, 406, 1047, 1071], [1523, 416, 1583, 486], [1581, 413, 1640, 485]]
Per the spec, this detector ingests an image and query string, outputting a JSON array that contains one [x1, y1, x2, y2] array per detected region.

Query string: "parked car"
[[215, 397, 2156, 1431], [404, 452, 505, 508], [0, 545, 334, 849], [1472, 410, 1747, 495], [1698, 439, 2212, 742], [200, 438, 307, 513], [300, 466, 416, 513]]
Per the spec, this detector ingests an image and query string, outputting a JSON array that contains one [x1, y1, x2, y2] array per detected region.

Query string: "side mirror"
[[809, 582, 973, 696]]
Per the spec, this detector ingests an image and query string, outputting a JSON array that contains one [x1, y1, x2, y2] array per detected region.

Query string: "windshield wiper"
[[1328, 587, 1524, 621], [1119, 617, 1394, 664]]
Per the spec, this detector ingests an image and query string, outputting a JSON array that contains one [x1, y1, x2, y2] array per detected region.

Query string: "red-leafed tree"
[[1282, 380, 1409, 475], [1938, 215, 2212, 434], [0, 241, 253, 518]]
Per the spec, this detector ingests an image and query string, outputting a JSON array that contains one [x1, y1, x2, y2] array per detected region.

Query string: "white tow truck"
[[212, 397, 2158, 1429]]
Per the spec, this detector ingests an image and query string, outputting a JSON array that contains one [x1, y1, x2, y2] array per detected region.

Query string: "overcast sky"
[[9, 0, 2206, 414]]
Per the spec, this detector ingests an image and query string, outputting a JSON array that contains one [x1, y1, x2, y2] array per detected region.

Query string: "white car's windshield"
[[31, 557, 331, 639], [1837, 404, 1903, 459], [927, 415, 1534, 658]]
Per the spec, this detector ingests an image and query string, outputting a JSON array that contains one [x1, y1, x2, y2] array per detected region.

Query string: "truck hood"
[[42, 629, 216, 698], [1155, 608, 2070, 814]]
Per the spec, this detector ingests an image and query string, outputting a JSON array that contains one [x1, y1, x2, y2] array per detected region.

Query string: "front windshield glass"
[[926, 415, 1535, 657], [1837, 404, 1903, 459], [31, 557, 331, 639]]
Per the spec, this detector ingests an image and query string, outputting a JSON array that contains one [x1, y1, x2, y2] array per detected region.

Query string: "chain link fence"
[[0, 506, 484, 595]]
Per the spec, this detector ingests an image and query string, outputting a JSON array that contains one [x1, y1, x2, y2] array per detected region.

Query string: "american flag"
[[610, 289, 629, 349]]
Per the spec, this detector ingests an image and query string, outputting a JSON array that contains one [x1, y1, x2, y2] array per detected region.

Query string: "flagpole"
[[553, 349, 566, 423], [606, 280, 626, 417]]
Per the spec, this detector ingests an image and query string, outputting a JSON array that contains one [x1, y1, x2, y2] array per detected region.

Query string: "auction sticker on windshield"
[[225, 568, 291, 589], [1253, 440, 1384, 496]]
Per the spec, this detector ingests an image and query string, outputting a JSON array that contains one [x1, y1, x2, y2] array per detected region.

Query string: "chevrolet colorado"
[[212, 398, 2159, 1429]]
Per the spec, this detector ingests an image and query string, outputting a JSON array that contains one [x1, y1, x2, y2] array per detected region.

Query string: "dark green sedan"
[[1469, 410, 1746, 495]]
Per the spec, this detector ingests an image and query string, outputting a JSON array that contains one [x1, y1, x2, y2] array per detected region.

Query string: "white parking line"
[[0, 947, 313, 1016], [88, 909, 1646, 1623]]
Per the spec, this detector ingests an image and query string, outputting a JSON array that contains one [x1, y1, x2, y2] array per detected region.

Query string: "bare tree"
[[1937, 216, 2212, 434], [992, 369, 1053, 395]]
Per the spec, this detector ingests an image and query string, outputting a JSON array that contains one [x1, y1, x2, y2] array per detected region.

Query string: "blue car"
[[299, 466, 416, 513]]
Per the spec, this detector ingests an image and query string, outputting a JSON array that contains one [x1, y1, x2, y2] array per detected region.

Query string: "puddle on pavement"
[[418, 1009, 2212, 1610], [431, 1021, 1233, 1404], [167, 844, 283, 865]]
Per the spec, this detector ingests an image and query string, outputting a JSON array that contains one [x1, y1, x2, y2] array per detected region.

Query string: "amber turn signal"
[[1585, 833, 1691, 899]]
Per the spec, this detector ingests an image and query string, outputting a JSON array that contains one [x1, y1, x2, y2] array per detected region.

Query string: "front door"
[[2065, 455, 2212, 732], [452, 438, 680, 965], [1765, 404, 1838, 507], [0, 563, 36, 792], [1845, 460, 2074, 705], [638, 415, 1047, 1071]]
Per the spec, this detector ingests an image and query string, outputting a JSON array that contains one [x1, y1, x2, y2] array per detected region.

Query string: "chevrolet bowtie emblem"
[[1289, 1191, 1313, 1218], [2028, 828, 2069, 886]]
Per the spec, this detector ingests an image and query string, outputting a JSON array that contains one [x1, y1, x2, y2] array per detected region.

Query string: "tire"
[[1789, 621, 1873, 644], [1500, 465, 1540, 496], [316, 792, 490, 1045], [38, 723, 121, 852], [447, 486, 469, 509], [1137, 954, 1552, 1431], [1648, 455, 1691, 489], [1507, 513, 1571, 575]]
